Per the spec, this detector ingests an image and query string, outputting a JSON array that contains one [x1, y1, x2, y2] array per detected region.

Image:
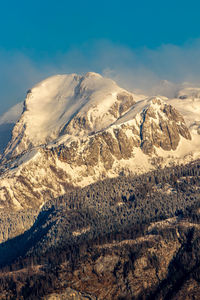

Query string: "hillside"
[[0, 161, 199, 299]]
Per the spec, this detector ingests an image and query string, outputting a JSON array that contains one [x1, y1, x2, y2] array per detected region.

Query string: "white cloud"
[[1, 38, 200, 115]]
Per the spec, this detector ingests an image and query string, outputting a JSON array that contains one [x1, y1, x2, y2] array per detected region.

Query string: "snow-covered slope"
[[0, 73, 199, 210]]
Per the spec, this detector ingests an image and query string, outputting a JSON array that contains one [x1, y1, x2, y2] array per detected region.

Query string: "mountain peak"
[[2, 73, 135, 159]]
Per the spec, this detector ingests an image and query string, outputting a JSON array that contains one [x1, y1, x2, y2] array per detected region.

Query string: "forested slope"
[[0, 160, 199, 299]]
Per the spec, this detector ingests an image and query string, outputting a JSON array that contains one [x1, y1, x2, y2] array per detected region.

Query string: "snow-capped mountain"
[[0, 72, 199, 210], [3, 72, 137, 159]]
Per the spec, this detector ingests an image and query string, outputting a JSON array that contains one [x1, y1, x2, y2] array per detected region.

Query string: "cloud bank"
[[1, 38, 200, 115]]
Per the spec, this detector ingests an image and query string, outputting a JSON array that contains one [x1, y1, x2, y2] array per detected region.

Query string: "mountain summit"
[[3, 72, 136, 159], [0, 72, 199, 210]]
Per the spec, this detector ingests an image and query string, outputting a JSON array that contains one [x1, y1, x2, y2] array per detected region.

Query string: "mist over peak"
[[1, 39, 200, 115]]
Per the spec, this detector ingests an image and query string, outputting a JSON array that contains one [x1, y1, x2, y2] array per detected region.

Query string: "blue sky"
[[1, 0, 200, 114]]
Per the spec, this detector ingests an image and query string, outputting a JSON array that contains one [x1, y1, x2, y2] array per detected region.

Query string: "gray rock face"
[[139, 98, 191, 154], [54, 98, 191, 168]]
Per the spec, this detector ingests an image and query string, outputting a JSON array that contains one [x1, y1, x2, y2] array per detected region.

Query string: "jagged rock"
[[101, 131, 121, 159], [114, 128, 134, 159], [139, 99, 191, 154], [117, 91, 136, 114], [65, 114, 93, 136]]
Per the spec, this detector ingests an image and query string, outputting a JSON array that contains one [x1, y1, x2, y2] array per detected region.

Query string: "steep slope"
[[0, 73, 198, 211]]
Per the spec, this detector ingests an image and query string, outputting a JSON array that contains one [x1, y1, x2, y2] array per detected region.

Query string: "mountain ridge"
[[0, 72, 199, 211]]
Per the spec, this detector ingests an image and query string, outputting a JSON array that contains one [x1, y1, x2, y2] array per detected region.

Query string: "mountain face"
[[0, 73, 200, 299], [0, 72, 199, 211]]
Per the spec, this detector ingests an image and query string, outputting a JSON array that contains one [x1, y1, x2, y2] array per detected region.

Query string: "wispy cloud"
[[1, 38, 200, 115], [0, 50, 53, 115]]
